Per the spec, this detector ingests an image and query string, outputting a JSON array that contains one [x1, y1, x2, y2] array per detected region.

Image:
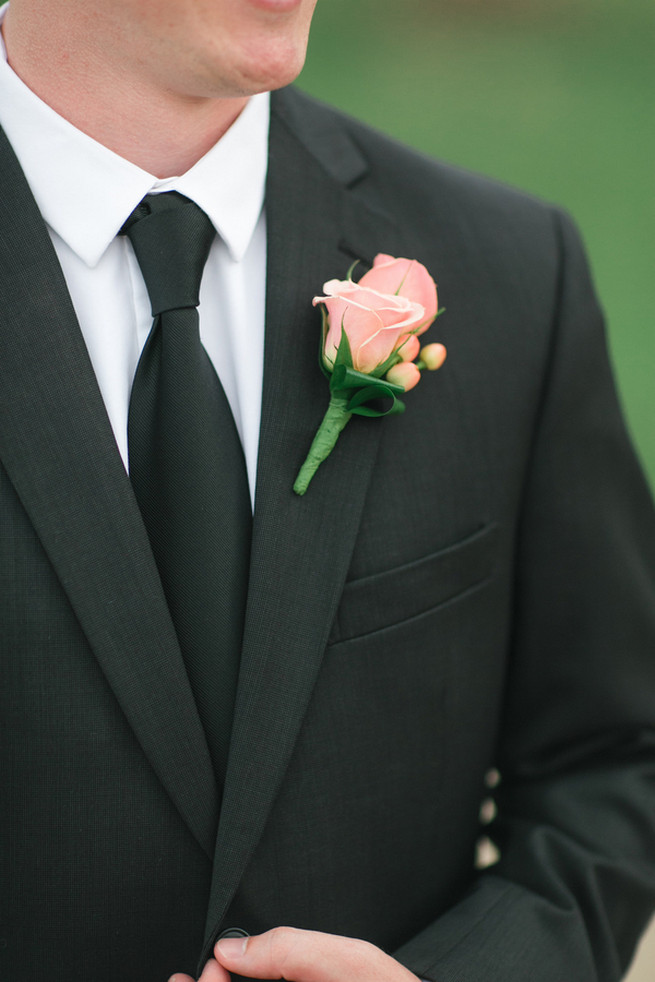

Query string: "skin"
[[169, 927, 421, 982], [2, 3, 421, 977], [2, 0, 318, 175]]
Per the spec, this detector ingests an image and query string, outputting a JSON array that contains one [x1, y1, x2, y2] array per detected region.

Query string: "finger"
[[198, 958, 232, 982], [168, 959, 230, 982], [214, 926, 417, 982]]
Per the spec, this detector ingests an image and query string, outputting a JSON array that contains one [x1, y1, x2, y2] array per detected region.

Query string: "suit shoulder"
[[274, 86, 567, 256]]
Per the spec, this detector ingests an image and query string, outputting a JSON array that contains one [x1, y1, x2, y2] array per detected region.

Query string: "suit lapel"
[[202, 89, 401, 952], [0, 90, 403, 941], [0, 127, 219, 858]]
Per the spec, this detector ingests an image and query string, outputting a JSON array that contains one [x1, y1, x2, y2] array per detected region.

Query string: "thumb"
[[214, 926, 416, 982]]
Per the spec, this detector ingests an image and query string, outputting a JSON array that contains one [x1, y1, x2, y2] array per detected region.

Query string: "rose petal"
[[355, 324, 407, 372], [360, 255, 438, 333], [316, 286, 425, 337], [395, 262, 438, 331], [315, 294, 423, 373], [358, 255, 407, 295], [317, 296, 384, 370]]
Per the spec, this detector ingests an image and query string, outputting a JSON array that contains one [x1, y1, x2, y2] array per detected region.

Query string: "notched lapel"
[[202, 89, 402, 954], [0, 128, 219, 858]]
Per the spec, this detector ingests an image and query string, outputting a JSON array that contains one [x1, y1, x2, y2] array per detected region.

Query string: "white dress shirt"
[[0, 4, 268, 506]]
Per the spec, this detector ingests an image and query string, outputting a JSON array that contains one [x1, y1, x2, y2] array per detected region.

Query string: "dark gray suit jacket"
[[2, 86, 655, 982]]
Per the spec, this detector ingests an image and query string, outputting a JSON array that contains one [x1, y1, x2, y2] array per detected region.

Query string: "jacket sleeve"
[[393, 210, 655, 982]]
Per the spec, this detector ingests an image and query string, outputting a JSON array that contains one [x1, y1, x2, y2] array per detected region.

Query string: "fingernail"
[[216, 936, 248, 959]]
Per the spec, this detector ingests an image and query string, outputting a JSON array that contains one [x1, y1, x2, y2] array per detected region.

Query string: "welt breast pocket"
[[329, 522, 499, 645]]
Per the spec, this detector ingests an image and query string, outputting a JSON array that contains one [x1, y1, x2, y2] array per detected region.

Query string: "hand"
[[169, 926, 420, 982]]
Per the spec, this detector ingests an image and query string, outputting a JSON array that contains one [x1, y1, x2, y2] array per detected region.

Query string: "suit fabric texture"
[[2, 86, 655, 982]]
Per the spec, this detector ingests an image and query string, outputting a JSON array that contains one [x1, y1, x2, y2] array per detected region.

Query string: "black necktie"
[[121, 192, 252, 782]]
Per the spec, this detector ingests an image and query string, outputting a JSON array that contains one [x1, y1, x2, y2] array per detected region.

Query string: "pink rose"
[[314, 254, 438, 375], [358, 254, 439, 330], [294, 254, 444, 495]]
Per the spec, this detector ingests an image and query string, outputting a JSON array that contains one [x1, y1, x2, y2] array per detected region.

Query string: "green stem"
[[293, 395, 352, 495]]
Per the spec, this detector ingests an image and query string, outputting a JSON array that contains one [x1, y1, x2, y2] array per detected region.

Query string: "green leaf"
[[373, 348, 404, 378], [394, 267, 409, 297], [333, 322, 354, 372], [346, 259, 361, 281], [318, 306, 332, 379], [346, 381, 406, 417], [330, 365, 406, 396]]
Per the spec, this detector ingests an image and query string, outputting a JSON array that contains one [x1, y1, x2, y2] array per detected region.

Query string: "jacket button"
[[217, 928, 249, 941]]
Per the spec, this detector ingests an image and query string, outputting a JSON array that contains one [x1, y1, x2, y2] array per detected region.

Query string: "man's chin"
[[225, 50, 309, 97], [244, 0, 309, 12]]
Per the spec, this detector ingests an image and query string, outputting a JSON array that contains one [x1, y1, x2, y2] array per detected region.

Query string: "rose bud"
[[386, 361, 421, 392], [420, 343, 447, 371], [398, 334, 421, 362]]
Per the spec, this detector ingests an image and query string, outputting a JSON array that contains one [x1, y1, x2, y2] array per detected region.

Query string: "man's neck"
[[1, 11, 248, 177]]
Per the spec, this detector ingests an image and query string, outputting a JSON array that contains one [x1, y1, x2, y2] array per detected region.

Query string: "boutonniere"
[[293, 253, 446, 495]]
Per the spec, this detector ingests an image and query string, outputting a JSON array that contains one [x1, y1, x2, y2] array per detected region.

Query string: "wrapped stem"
[[293, 395, 352, 495]]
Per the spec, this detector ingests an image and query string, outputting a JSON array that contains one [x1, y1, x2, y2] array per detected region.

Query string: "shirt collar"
[[0, 4, 269, 267]]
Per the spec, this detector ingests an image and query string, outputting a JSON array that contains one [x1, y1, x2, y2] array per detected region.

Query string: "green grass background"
[[298, 0, 654, 486]]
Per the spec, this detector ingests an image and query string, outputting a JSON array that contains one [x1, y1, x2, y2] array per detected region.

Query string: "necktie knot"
[[121, 192, 216, 316]]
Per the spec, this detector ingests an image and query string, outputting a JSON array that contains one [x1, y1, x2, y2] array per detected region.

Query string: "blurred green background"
[[298, 0, 654, 487]]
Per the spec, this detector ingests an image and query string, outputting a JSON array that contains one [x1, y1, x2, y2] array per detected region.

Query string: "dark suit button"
[[217, 928, 249, 940]]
